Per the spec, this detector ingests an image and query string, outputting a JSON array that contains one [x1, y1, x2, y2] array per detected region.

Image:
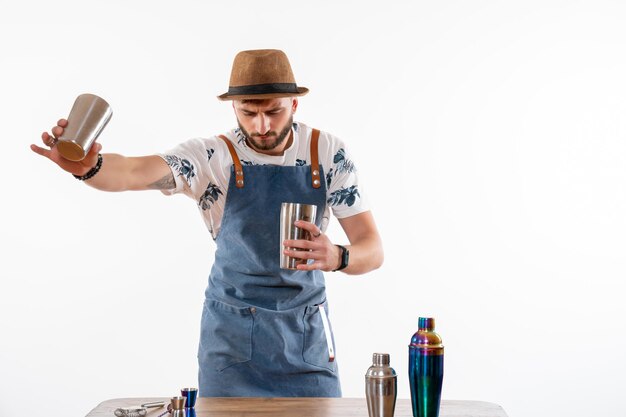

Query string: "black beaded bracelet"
[[73, 154, 103, 181]]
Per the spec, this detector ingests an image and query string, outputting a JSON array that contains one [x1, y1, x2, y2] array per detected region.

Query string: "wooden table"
[[85, 397, 508, 417]]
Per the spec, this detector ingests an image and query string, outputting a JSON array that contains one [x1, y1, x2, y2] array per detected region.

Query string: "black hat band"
[[226, 83, 300, 96]]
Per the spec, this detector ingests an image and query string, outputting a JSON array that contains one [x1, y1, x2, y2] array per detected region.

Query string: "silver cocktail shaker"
[[365, 353, 397, 417], [56, 93, 112, 161], [280, 202, 317, 269]]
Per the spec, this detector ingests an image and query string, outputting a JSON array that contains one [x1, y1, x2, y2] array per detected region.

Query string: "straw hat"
[[218, 49, 309, 101]]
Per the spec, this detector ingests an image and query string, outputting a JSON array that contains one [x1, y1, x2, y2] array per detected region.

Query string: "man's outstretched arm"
[[31, 118, 174, 192]]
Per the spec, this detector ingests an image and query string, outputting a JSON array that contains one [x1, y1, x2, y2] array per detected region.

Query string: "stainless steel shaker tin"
[[279, 202, 317, 269], [57, 93, 112, 161], [365, 353, 397, 417]]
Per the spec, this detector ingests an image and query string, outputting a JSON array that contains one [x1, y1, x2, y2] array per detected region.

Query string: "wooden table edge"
[[87, 397, 508, 417]]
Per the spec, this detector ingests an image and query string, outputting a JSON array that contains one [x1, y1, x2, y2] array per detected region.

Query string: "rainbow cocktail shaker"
[[409, 317, 444, 417]]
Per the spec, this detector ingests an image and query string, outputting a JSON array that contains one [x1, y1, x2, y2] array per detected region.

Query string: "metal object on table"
[[156, 404, 173, 417], [181, 387, 198, 408], [280, 202, 317, 269], [113, 401, 165, 417], [56, 93, 112, 161], [365, 353, 397, 417], [170, 396, 187, 417], [409, 317, 444, 417]]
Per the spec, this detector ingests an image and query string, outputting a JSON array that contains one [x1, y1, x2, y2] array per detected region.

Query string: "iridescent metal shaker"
[[409, 317, 444, 417], [365, 353, 397, 417]]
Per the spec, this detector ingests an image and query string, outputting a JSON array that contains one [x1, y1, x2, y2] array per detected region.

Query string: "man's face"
[[233, 97, 298, 155]]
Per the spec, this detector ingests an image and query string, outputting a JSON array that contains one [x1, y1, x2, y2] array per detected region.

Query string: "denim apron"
[[198, 129, 341, 397]]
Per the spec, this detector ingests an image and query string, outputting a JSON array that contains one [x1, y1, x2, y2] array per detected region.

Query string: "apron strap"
[[219, 129, 320, 190], [218, 135, 245, 188], [310, 129, 321, 189]]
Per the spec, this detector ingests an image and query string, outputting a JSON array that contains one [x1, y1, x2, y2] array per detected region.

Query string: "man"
[[31, 49, 383, 397]]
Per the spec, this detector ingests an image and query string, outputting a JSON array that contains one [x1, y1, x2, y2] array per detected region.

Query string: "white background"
[[1, 1, 625, 416]]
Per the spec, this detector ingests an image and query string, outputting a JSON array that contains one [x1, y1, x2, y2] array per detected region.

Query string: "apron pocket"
[[200, 299, 254, 372], [302, 301, 337, 372]]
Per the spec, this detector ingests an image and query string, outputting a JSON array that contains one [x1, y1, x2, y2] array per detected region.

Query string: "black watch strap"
[[333, 245, 349, 272]]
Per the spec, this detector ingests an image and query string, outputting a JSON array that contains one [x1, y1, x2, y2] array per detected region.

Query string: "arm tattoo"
[[147, 173, 176, 190]]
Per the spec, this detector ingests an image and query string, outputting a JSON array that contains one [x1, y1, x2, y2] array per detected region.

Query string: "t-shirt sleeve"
[[156, 137, 214, 200], [323, 135, 370, 219]]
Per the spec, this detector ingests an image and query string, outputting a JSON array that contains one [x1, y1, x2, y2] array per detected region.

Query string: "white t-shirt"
[[158, 122, 369, 240]]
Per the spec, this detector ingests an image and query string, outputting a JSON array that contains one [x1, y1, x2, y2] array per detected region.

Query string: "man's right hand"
[[32, 118, 175, 192], [31, 118, 102, 176]]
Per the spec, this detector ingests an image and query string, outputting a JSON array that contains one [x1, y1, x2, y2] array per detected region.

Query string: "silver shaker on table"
[[365, 353, 397, 417]]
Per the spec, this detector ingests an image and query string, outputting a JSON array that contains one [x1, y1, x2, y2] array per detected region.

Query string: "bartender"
[[31, 49, 384, 397]]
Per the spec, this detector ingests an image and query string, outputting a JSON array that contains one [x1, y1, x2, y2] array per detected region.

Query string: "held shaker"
[[56, 93, 112, 161], [409, 317, 444, 417], [365, 353, 397, 417], [280, 202, 317, 269]]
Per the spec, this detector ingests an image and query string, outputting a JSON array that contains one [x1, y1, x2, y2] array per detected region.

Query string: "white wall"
[[1, 1, 625, 416]]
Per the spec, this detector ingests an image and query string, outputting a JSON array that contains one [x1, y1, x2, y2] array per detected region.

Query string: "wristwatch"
[[333, 245, 349, 272]]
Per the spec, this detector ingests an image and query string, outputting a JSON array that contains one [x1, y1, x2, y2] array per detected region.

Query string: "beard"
[[238, 115, 293, 152]]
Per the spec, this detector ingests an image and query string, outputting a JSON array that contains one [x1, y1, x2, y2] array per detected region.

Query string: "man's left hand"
[[282, 220, 341, 272]]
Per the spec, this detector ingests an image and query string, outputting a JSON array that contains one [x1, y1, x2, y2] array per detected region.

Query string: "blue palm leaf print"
[[327, 185, 360, 207], [295, 159, 307, 167], [333, 148, 356, 174], [240, 159, 259, 166], [164, 155, 196, 185], [206, 148, 215, 162], [198, 182, 223, 210], [234, 128, 247, 146], [326, 167, 334, 187]]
